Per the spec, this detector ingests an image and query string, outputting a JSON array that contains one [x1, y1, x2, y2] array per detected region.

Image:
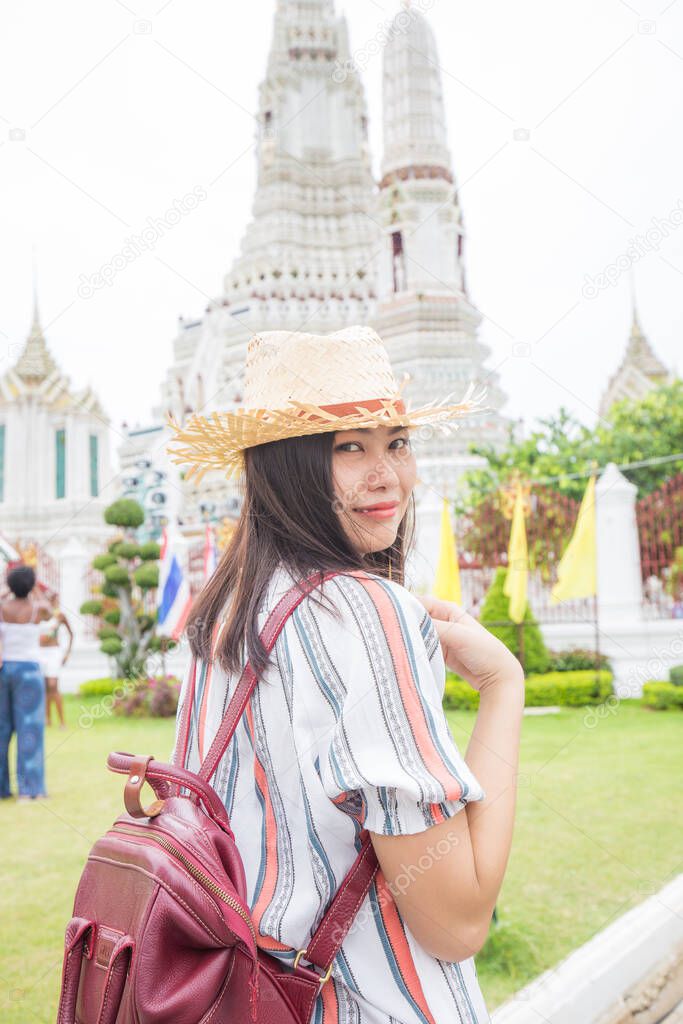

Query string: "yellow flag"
[[551, 475, 597, 603], [433, 498, 462, 604], [503, 481, 528, 623]]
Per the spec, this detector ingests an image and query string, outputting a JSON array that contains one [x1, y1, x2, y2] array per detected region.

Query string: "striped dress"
[[173, 564, 491, 1024]]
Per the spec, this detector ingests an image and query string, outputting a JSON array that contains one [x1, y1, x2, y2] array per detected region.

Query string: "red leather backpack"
[[56, 571, 379, 1024]]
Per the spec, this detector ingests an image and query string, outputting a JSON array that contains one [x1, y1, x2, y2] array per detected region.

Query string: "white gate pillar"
[[408, 484, 442, 594], [58, 535, 91, 643], [596, 462, 643, 625]]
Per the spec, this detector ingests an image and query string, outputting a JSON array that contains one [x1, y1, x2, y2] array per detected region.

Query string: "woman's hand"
[[417, 594, 525, 695]]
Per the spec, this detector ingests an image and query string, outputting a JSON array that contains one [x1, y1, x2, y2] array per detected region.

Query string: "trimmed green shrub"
[[79, 677, 127, 698], [100, 580, 119, 598], [525, 670, 612, 707], [97, 626, 119, 640], [104, 564, 130, 586], [479, 567, 550, 674], [547, 648, 612, 673], [444, 674, 480, 710], [105, 499, 145, 529], [642, 681, 683, 710], [100, 636, 123, 656], [443, 669, 613, 710], [103, 608, 121, 625], [80, 599, 103, 616], [669, 665, 683, 686], [134, 563, 159, 590], [92, 553, 117, 571], [114, 541, 141, 560], [139, 541, 161, 561]]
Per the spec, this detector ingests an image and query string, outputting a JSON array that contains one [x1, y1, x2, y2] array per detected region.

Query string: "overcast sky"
[[2, 0, 682, 462]]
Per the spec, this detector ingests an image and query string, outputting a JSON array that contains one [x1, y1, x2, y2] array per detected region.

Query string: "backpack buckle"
[[293, 949, 333, 988]]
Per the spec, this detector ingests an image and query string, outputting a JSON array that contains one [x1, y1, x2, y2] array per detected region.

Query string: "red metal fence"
[[455, 484, 594, 623], [636, 473, 683, 616]]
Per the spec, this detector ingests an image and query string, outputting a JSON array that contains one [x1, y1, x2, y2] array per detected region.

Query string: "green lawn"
[[1, 697, 681, 1021]]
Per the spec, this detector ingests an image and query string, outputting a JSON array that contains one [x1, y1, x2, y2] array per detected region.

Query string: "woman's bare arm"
[[60, 612, 74, 661], [369, 599, 525, 962]]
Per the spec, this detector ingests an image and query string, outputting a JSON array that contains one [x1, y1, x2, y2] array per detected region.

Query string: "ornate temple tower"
[[224, 0, 380, 330], [373, 1, 507, 502], [598, 303, 673, 417], [160, 0, 382, 522]]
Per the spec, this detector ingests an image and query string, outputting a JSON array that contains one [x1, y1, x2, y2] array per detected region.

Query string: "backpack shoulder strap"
[[298, 831, 378, 978], [180, 565, 379, 972], [197, 568, 340, 784]]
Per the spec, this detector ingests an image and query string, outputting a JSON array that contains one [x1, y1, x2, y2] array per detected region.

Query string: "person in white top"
[[0, 565, 53, 800]]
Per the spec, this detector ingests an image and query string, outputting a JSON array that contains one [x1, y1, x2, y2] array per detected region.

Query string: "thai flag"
[[203, 523, 218, 581], [157, 527, 192, 640]]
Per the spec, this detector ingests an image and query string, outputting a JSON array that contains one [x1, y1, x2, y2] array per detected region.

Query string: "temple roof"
[[598, 304, 672, 417], [0, 287, 106, 418], [623, 308, 669, 380], [13, 293, 59, 384]]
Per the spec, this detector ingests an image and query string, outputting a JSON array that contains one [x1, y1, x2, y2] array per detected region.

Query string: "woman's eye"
[[334, 436, 410, 453]]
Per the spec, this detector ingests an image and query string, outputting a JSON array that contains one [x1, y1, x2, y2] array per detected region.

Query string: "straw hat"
[[166, 325, 486, 482]]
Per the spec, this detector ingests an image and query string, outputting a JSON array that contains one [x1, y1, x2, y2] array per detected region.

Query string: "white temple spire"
[[372, 1, 507, 523], [14, 253, 59, 384], [31, 244, 41, 335], [376, 3, 465, 296], [219, 0, 377, 331], [381, 2, 452, 183]]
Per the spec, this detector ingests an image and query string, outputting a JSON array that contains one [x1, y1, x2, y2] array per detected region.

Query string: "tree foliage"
[[80, 499, 167, 679], [459, 381, 683, 512], [105, 499, 145, 529]]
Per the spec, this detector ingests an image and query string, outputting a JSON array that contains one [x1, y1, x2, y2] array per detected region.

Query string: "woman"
[[168, 326, 525, 1023], [40, 596, 73, 729], [0, 565, 52, 800]]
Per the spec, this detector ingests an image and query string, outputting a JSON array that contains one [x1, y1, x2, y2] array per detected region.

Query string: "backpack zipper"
[[110, 824, 257, 943]]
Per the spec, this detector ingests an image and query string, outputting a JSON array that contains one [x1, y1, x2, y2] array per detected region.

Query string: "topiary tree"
[[479, 567, 550, 675], [80, 500, 172, 679]]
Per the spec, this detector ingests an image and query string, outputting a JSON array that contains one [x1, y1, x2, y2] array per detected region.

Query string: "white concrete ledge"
[[492, 875, 683, 1024]]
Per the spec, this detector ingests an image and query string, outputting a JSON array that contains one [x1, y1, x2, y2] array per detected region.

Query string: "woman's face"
[[331, 424, 417, 554]]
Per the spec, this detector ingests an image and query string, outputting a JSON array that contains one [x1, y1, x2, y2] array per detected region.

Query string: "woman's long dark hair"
[[186, 429, 416, 676]]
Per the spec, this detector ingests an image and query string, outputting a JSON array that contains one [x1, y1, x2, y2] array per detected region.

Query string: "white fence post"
[[58, 535, 91, 643], [596, 462, 643, 625], [409, 485, 442, 594]]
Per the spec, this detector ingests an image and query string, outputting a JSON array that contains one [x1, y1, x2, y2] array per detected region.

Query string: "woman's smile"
[[351, 500, 400, 521]]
